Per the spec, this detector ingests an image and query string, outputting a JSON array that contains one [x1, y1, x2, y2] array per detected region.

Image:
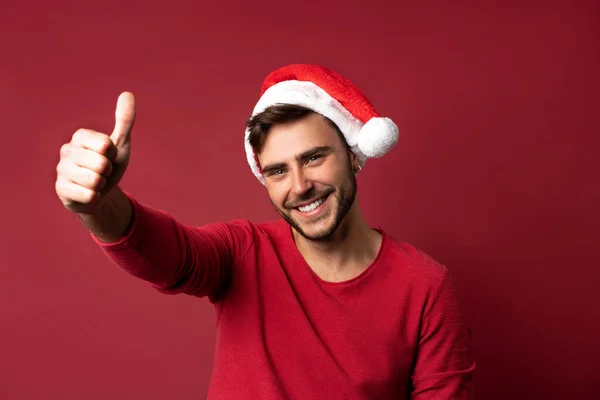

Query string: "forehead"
[[257, 113, 342, 164]]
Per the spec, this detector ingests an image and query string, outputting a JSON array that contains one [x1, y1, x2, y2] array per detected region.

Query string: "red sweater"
[[93, 194, 475, 399]]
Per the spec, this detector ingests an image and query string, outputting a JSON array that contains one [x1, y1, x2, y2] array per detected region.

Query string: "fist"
[[56, 92, 136, 214]]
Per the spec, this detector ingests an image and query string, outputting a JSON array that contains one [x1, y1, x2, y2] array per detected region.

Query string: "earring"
[[354, 165, 362, 174]]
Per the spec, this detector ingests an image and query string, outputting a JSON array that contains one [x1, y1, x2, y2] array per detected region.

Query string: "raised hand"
[[55, 92, 136, 214]]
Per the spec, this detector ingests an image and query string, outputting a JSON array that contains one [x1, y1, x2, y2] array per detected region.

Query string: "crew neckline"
[[285, 223, 387, 286]]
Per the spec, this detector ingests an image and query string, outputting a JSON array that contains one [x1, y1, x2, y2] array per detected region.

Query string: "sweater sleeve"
[[410, 267, 476, 399], [90, 192, 254, 302]]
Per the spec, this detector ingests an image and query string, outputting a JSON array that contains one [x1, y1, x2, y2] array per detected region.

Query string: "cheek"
[[330, 163, 353, 184], [309, 163, 343, 183], [325, 155, 354, 180], [266, 185, 287, 206]]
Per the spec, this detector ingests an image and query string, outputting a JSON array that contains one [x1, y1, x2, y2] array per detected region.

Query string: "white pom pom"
[[357, 117, 399, 158]]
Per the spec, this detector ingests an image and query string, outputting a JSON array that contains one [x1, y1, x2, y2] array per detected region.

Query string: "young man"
[[55, 64, 475, 399]]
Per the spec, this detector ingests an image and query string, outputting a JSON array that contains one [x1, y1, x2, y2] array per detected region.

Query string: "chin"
[[295, 219, 339, 241], [283, 210, 343, 241]]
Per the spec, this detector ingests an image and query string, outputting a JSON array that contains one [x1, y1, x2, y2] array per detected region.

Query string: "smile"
[[296, 195, 328, 213]]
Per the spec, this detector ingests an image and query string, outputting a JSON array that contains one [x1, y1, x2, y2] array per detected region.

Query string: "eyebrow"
[[261, 146, 334, 175]]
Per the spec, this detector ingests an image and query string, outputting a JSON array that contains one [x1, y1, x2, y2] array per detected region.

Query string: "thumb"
[[110, 91, 136, 146]]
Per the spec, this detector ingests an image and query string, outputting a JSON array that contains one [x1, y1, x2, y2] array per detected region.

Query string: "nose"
[[291, 167, 314, 197]]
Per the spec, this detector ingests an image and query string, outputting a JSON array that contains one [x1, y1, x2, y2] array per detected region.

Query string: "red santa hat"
[[245, 64, 399, 184]]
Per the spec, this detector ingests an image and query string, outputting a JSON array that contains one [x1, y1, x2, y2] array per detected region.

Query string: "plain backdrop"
[[1, 0, 599, 399]]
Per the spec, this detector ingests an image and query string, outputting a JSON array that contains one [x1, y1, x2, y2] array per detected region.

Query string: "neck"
[[292, 200, 382, 281]]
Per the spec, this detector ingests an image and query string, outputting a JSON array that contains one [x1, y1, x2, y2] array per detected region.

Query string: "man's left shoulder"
[[379, 231, 449, 286]]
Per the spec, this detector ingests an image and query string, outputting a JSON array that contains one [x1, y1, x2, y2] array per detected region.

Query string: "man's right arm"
[[55, 92, 247, 300], [87, 187, 249, 301]]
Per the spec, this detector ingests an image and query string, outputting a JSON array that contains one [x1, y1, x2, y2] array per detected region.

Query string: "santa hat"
[[245, 64, 399, 184]]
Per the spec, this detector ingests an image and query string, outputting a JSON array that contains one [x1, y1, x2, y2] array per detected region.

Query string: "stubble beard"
[[273, 169, 357, 241]]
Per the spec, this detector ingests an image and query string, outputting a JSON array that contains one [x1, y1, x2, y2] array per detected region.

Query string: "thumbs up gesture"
[[56, 92, 136, 214]]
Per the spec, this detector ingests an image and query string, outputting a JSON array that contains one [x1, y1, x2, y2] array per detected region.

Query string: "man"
[[55, 64, 475, 399]]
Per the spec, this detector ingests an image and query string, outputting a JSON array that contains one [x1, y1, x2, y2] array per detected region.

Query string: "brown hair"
[[246, 104, 349, 155]]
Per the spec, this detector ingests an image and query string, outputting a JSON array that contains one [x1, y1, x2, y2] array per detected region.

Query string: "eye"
[[307, 155, 321, 163], [270, 169, 285, 176]]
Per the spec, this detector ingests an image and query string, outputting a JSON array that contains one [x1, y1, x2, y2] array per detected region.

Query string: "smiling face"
[[257, 113, 359, 240]]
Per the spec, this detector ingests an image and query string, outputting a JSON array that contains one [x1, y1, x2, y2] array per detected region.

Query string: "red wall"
[[2, 1, 599, 398]]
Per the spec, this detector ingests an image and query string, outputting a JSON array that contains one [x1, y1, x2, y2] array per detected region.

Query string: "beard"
[[272, 165, 357, 241]]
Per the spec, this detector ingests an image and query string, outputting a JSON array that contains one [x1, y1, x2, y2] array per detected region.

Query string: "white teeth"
[[297, 197, 325, 213]]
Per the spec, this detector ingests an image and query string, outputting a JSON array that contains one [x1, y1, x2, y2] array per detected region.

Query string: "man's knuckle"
[[60, 143, 70, 157], [72, 128, 85, 140], [95, 157, 108, 172], [82, 189, 96, 203], [91, 172, 104, 188], [102, 135, 113, 151]]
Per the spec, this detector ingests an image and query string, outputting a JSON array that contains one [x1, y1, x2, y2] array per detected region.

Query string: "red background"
[[1, 1, 599, 398]]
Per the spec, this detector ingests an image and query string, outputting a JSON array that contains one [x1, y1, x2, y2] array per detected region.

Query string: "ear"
[[349, 150, 361, 172]]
